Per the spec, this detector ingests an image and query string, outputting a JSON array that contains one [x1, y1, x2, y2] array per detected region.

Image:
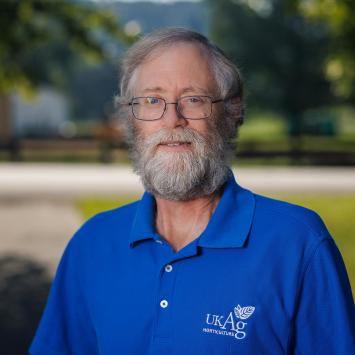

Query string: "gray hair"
[[115, 27, 245, 136]]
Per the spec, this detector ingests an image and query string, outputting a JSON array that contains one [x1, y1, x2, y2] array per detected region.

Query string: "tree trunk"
[[0, 93, 11, 142], [0, 93, 20, 161], [287, 111, 303, 165]]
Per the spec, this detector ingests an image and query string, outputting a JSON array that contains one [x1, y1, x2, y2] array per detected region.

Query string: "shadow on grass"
[[0, 254, 51, 355]]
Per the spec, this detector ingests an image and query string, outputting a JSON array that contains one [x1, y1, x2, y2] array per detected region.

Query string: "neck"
[[155, 190, 222, 252]]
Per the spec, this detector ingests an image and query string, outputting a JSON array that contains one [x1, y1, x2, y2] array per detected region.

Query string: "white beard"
[[131, 126, 230, 201]]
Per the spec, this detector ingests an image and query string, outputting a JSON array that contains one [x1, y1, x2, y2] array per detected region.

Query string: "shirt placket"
[[149, 237, 199, 355]]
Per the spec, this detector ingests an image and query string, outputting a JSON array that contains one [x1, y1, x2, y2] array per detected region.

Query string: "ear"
[[230, 97, 243, 123], [230, 96, 241, 105]]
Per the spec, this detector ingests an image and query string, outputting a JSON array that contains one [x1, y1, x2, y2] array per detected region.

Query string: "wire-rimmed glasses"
[[128, 95, 223, 121]]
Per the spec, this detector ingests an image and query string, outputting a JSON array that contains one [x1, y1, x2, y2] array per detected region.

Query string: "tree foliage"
[[0, 0, 132, 94], [209, 0, 335, 135], [296, 0, 355, 101]]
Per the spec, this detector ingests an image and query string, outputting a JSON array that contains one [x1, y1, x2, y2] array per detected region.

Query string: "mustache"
[[139, 127, 208, 151]]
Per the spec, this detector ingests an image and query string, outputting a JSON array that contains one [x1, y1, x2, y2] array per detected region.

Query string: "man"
[[30, 28, 354, 354]]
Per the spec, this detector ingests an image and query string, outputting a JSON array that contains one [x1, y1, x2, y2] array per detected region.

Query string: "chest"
[[85, 245, 295, 355]]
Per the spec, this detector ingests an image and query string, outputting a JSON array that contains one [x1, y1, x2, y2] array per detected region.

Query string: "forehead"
[[133, 42, 217, 95]]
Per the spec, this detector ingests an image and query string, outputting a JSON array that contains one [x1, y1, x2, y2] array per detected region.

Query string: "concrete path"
[[1, 163, 355, 197], [0, 199, 81, 274]]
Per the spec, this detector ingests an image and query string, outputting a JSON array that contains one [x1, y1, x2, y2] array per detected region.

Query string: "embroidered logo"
[[234, 305, 255, 320], [203, 304, 255, 340]]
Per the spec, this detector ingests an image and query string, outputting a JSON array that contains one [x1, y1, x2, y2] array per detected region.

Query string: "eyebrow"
[[141, 86, 165, 94], [181, 86, 211, 95]]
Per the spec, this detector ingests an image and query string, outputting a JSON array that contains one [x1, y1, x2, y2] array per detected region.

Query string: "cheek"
[[134, 119, 210, 138], [208, 106, 226, 132], [134, 120, 163, 138], [186, 120, 209, 135]]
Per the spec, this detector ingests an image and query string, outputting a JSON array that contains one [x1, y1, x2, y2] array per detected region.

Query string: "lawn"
[[77, 194, 355, 296]]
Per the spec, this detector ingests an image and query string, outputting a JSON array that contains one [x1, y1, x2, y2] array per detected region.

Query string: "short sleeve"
[[292, 237, 355, 354], [29, 235, 98, 355]]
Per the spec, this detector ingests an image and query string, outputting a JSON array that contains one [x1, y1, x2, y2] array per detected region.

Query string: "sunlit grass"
[[77, 195, 140, 220], [240, 111, 286, 141]]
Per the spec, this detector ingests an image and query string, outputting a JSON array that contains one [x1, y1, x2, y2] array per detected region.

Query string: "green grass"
[[241, 105, 355, 141], [77, 194, 355, 296], [239, 111, 286, 141], [77, 195, 140, 220]]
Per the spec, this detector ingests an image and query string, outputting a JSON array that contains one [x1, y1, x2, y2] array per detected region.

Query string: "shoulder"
[[253, 193, 328, 239], [250, 193, 332, 260], [68, 200, 140, 250], [246, 192, 343, 296], [83, 200, 139, 229]]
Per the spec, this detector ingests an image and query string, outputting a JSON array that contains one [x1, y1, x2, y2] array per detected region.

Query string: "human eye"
[[190, 96, 203, 103], [183, 96, 205, 106], [145, 97, 161, 105]]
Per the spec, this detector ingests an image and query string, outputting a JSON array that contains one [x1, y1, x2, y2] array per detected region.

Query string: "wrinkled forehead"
[[141, 40, 209, 64], [127, 41, 218, 96]]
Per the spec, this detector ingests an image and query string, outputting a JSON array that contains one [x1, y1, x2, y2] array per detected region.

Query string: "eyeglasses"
[[128, 95, 223, 121]]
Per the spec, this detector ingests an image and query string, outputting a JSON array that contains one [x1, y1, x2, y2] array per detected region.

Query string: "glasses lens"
[[178, 96, 212, 119], [132, 97, 165, 120]]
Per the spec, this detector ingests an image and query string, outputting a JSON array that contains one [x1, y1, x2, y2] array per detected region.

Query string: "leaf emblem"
[[234, 304, 255, 320]]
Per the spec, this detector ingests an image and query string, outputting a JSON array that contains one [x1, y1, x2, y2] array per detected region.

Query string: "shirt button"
[[160, 299, 168, 308], [165, 264, 173, 272], [155, 239, 163, 244]]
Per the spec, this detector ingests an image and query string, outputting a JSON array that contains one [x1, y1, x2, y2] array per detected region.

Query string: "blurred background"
[[0, 0, 354, 353]]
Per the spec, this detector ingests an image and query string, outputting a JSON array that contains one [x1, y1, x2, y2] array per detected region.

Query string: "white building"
[[11, 87, 70, 137]]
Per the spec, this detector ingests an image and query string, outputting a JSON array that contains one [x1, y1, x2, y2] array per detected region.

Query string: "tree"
[[296, 0, 355, 102], [208, 0, 334, 136], [0, 0, 132, 93], [0, 0, 132, 143]]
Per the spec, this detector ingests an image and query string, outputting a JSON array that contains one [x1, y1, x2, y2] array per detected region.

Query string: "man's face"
[[132, 42, 218, 140], [128, 42, 231, 200]]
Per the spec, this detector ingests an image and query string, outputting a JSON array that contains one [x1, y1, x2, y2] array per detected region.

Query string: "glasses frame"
[[128, 95, 224, 121]]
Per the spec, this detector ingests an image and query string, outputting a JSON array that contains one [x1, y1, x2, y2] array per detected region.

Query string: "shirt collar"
[[129, 171, 255, 249], [129, 190, 157, 246], [197, 172, 255, 248]]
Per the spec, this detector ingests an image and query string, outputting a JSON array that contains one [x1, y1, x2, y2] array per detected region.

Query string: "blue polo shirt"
[[30, 173, 355, 354]]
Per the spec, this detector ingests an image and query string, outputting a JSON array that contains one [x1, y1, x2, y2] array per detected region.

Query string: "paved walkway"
[[0, 163, 354, 273], [0, 199, 81, 273], [1, 163, 355, 197]]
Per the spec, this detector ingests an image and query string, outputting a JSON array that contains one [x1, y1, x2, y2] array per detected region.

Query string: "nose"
[[162, 102, 187, 129]]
